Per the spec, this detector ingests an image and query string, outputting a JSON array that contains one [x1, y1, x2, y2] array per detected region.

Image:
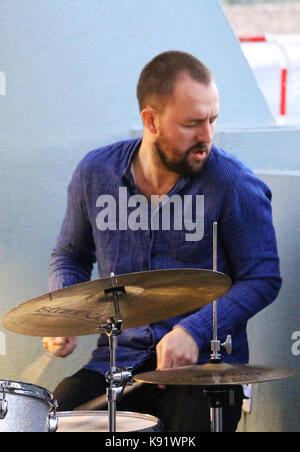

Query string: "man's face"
[[153, 74, 220, 176]]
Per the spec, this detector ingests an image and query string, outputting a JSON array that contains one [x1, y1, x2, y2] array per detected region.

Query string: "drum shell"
[[57, 411, 162, 432], [0, 380, 56, 432]]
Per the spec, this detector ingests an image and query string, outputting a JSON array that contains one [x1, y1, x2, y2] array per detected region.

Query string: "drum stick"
[[19, 345, 64, 384], [19, 352, 54, 384], [75, 382, 143, 411]]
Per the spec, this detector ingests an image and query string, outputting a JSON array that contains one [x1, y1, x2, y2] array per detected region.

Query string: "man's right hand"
[[42, 337, 78, 358]]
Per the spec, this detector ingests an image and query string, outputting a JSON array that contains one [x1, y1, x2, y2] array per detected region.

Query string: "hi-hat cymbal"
[[2, 268, 231, 337], [134, 362, 297, 386]]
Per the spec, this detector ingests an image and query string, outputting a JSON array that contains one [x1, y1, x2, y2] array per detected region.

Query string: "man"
[[43, 51, 281, 431]]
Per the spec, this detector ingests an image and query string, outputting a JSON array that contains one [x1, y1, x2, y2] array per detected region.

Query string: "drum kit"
[[0, 223, 297, 432]]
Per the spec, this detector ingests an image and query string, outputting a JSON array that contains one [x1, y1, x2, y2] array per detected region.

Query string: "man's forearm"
[[49, 243, 94, 291], [177, 276, 282, 354]]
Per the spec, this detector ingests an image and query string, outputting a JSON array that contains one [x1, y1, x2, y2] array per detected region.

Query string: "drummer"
[[43, 50, 281, 432]]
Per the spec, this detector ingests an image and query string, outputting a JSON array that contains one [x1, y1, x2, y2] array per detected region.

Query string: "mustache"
[[187, 143, 209, 154]]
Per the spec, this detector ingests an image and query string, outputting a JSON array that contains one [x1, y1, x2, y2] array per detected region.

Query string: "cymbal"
[[2, 268, 231, 337], [134, 362, 297, 386]]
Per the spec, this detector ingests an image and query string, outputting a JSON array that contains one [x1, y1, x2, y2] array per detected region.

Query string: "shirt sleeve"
[[49, 161, 96, 292], [177, 167, 282, 353]]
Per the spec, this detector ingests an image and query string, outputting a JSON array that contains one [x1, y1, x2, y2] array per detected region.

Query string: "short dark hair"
[[137, 50, 213, 112]]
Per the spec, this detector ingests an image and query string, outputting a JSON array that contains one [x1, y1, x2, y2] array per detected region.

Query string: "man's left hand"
[[156, 327, 199, 370]]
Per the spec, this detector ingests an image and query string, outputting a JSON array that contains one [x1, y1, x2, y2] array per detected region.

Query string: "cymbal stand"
[[97, 273, 133, 433], [208, 223, 233, 432], [203, 387, 236, 433]]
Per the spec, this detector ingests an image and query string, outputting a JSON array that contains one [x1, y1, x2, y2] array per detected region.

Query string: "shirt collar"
[[121, 137, 142, 187]]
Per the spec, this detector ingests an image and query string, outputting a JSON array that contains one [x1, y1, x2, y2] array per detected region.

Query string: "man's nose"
[[196, 122, 213, 143]]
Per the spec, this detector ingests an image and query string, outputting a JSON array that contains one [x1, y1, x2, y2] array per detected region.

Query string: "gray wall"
[[236, 172, 300, 432], [0, 0, 299, 432], [215, 131, 300, 432]]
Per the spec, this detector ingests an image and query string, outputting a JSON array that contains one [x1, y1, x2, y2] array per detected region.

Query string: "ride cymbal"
[[134, 362, 297, 386], [2, 268, 231, 337]]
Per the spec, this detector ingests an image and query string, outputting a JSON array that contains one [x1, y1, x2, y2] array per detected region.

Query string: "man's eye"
[[181, 123, 196, 128]]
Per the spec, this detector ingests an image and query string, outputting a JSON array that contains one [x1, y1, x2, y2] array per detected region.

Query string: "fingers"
[[156, 343, 170, 390], [156, 342, 171, 371], [42, 337, 77, 358], [156, 328, 198, 370]]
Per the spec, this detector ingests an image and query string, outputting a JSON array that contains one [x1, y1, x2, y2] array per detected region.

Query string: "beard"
[[153, 134, 211, 177]]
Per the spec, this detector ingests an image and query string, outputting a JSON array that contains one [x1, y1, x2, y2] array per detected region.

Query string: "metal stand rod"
[[211, 222, 222, 362], [212, 222, 218, 343], [109, 334, 118, 372], [97, 273, 133, 433], [108, 273, 120, 433], [108, 333, 118, 433], [206, 222, 234, 432], [108, 394, 117, 432], [209, 223, 224, 432], [210, 407, 223, 433], [204, 388, 235, 433]]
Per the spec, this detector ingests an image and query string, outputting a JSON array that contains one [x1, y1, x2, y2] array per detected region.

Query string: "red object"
[[239, 35, 288, 117], [239, 36, 267, 43], [280, 68, 288, 116]]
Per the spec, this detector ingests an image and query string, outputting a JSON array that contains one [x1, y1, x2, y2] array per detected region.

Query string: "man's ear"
[[141, 107, 159, 135]]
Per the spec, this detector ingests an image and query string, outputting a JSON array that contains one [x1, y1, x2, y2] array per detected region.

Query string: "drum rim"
[[0, 378, 54, 405], [58, 410, 159, 424]]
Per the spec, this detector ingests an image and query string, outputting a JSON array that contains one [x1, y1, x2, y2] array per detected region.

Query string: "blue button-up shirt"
[[49, 138, 281, 375]]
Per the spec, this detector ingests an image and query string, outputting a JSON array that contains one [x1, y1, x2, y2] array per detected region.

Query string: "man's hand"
[[156, 327, 199, 370], [42, 337, 78, 358]]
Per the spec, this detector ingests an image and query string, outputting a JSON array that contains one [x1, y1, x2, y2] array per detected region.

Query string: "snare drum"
[[56, 411, 162, 432], [0, 379, 58, 432]]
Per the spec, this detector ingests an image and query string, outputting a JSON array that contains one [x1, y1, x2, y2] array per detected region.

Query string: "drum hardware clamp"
[[48, 399, 59, 433], [0, 383, 8, 420]]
